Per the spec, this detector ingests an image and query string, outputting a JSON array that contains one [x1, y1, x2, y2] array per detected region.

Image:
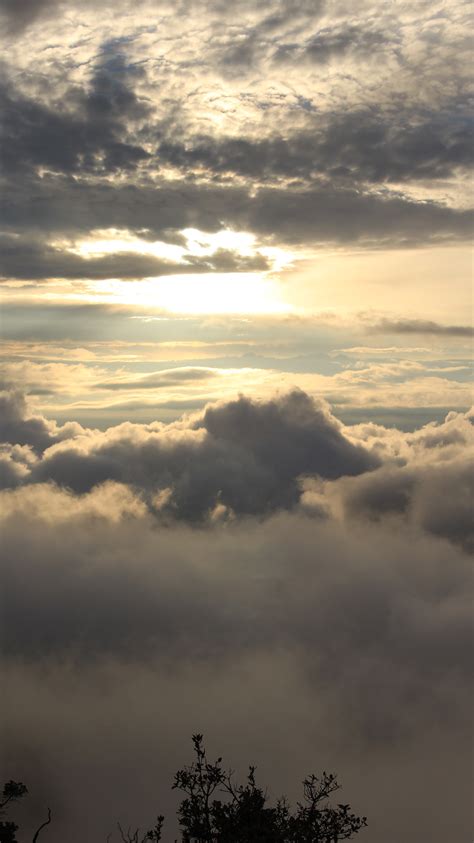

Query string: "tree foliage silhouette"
[[0, 781, 51, 843], [1, 735, 367, 841], [119, 734, 367, 842]]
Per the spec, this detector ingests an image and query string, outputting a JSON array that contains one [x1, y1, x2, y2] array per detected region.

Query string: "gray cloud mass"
[[0, 391, 472, 841], [0, 2, 473, 841], [0, 0, 472, 281], [1, 474, 472, 842], [0, 389, 379, 515]]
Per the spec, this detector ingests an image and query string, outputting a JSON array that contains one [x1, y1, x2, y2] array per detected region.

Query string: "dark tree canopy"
[[0, 781, 51, 843], [1, 735, 367, 842], [118, 734, 367, 843]]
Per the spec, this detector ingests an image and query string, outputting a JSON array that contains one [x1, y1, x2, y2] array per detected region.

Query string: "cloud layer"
[[0, 389, 378, 513], [1, 0, 472, 290], [1, 2, 472, 841], [1, 389, 472, 841]]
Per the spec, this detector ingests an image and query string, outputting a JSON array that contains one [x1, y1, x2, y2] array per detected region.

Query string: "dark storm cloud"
[[368, 317, 474, 337]]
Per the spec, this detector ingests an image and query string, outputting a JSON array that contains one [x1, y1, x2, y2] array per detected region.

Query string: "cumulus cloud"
[[0, 392, 472, 841], [1, 388, 472, 551], [0, 390, 83, 453], [299, 406, 474, 551], [1, 3, 472, 840], [323, 457, 474, 553], [0, 443, 34, 489], [8, 390, 376, 515]]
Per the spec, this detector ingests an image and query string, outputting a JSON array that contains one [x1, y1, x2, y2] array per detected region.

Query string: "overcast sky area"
[[0, 1, 473, 841]]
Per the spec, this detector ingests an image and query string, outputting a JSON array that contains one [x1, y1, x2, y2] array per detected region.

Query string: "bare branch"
[[32, 807, 52, 843]]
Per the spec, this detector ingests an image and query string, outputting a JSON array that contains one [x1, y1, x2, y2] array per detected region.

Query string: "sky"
[[0, 0, 472, 841]]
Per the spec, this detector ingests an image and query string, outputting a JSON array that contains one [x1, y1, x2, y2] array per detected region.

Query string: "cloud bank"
[[1, 0, 472, 840], [1, 389, 472, 842]]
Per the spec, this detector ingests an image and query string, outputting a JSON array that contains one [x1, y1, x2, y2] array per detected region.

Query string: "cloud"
[[296, 24, 392, 64], [3, 170, 471, 254], [1, 1, 472, 254], [0, 443, 34, 488], [22, 391, 378, 515], [1, 4, 472, 842], [244, 184, 473, 246], [156, 107, 473, 185], [1, 388, 472, 551], [0, 301, 164, 344], [0, 234, 270, 282], [304, 406, 474, 551], [95, 366, 218, 390], [367, 317, 473, 337], [329, 457, 474, 553], [1, 482, 472, 841], [0, 0, 61, 33], [0, 390, 83, 452], [0, 389, 378, 511], [0, 56, 150, 177]]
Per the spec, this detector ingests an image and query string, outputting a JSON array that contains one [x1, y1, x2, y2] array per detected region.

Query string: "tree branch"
[[32, 808, 52, 842]]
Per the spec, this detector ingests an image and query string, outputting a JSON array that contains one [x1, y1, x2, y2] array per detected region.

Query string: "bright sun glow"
[[55, 227, 295, 274], [51, 227, 295, 315], [58, 229, 186, 262], [94, 273, 290, 315]]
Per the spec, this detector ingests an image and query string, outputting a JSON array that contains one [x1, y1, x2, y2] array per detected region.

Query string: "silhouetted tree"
[[119, 734, 367, 842], [0, 781, 51, 843], [2, 736, 366, 841]]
